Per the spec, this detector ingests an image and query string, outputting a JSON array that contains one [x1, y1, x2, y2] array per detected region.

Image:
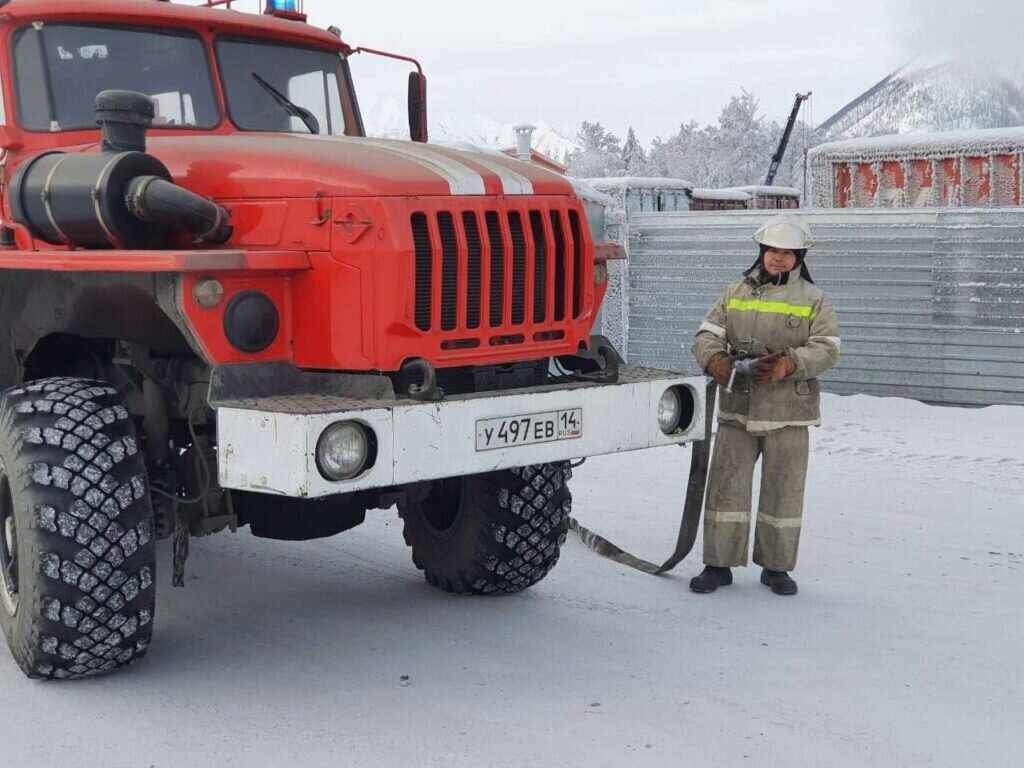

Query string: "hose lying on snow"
[[568, 381, 718, 574]]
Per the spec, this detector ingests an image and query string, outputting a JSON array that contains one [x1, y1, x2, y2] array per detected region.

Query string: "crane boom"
[[765, 91, 811, 186]]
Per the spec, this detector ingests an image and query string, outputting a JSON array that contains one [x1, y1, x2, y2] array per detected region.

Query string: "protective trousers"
[[703, 422, 809, 572]]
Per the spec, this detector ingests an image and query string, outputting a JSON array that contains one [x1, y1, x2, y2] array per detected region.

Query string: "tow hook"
[[397, 358, 444, 401]]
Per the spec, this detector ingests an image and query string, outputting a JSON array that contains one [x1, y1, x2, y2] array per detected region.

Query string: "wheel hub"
[[0, 468, 18, 616]]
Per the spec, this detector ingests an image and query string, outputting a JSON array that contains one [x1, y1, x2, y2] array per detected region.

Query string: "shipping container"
[[809, 127, 1024, 209]]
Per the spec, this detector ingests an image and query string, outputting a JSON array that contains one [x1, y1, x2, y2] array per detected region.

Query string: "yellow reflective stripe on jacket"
[[726, 298, 816, 319]]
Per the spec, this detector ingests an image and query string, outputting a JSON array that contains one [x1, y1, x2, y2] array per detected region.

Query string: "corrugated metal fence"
[[612, 209, 1024, 406]]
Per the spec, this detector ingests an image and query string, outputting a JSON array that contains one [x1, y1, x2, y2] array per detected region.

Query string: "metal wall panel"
[[618, 209, 1024, 406]]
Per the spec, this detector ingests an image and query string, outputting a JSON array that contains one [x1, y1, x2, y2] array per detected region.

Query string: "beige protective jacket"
[[692, 267, 841, 434]]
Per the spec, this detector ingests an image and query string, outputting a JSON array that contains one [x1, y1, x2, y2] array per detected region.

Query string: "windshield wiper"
[[250, 72, 320, 135]]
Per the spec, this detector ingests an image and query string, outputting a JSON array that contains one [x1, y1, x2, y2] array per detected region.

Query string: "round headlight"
[[658, 388, 683, 434], [316, 422, 371, 481]]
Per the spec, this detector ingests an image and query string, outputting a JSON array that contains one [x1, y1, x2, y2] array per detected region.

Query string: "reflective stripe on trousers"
[[703, 422, 809, 572]]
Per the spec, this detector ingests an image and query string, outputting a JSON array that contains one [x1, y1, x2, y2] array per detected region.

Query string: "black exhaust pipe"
[[9, 91, 232, 249]]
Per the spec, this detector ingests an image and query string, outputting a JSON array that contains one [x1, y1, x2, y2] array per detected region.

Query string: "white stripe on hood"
[[294, 134, 538, 196]]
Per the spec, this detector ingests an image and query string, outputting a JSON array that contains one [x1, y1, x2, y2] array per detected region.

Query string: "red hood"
[[141, 134, 575, 200]]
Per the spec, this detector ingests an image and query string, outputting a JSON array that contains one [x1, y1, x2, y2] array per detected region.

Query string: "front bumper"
[[216, 366, 706, 498]]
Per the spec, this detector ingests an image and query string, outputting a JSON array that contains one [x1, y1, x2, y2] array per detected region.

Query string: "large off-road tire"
[[0, 378, 156, 679], [398, 463, 572, 595]]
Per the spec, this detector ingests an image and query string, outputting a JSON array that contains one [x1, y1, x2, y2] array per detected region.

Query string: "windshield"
[[217, 39, 358, 136], [12, 24, 219, 131]]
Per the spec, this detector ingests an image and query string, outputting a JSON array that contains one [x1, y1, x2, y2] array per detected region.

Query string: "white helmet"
[[753, 215, 814, 251]]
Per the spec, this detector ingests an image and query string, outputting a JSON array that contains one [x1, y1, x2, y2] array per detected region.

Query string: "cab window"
[[216, 38, 355, 136], [12, 24, 219, 131]]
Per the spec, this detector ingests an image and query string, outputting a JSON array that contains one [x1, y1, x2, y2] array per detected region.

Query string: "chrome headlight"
[[316, 422, 372, 481], [657, 388, 683, 434]]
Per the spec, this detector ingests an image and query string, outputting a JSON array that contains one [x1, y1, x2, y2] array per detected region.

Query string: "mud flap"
[[568, 381, 717, 574]]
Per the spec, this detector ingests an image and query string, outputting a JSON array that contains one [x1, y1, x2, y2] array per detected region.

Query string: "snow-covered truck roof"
[[809, 127, 1024, 162]]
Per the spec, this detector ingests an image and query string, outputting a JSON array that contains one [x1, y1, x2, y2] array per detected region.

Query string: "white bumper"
[[216, 367, 707, 498]]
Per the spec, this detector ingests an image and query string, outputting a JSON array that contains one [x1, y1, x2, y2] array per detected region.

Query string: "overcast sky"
[[187, 0, 1024, 142]]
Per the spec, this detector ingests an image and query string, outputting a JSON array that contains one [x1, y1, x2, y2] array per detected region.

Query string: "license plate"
[[475, 409, 583, 452]]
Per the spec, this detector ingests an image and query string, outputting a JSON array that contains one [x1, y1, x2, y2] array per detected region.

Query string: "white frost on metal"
[[623, 207, 1024, 407], [808, 127, 1024, 209]]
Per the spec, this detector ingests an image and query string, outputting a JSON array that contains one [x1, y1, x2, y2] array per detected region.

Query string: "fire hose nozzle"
[[724, 357, 762, 394]]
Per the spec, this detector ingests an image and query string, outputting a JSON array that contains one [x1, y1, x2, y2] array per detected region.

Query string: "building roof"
[[581, 177, 695, 191], [728, 185, 801, 198], [809, 126, 1024, 162], [689, 188, 751, 202]]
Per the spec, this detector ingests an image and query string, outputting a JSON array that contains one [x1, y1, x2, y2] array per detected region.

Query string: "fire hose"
[[568, 381, 718, 574]]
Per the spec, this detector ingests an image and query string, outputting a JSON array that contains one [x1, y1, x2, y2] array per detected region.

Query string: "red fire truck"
[[0, 0, 704, 679]]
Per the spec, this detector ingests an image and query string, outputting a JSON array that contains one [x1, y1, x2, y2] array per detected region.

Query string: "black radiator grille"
[[550, 211, 567, 321], [438, 212, 459, 332], [529, 211, 548, 324], [569, 210, 584, 319], [485, 211, 505, 328], [412, 212, 432, 332], [411, 205, 585, 340], [508, 212, 527, 326], [463, 212, 483, 330]]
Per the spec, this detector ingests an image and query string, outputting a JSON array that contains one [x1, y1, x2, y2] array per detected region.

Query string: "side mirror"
[[408, 72, 428, 143]]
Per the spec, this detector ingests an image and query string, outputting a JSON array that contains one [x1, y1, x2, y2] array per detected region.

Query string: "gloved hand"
[[705, 353, 733, 388], [754, 351, 797, 384]]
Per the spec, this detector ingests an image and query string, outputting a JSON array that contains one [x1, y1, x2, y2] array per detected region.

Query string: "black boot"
[[689, 565, 733, 594], [760, 569, 798, 595]]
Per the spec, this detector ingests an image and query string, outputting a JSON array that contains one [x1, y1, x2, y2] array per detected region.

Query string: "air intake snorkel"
[[9, 90, 232, 248]]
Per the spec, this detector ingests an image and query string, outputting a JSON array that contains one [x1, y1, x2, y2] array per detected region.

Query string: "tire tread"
[[399, 463, 571, 596], [0, 378, 156, 680]]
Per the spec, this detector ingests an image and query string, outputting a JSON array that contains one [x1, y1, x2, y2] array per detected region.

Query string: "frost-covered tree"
[[621, 126, 647, 175], [648, 120, 708, 181], [644, 91, 809, 188], [568, 90, 821, 188], [703, 90, 778, 187], [565, 121, 625, 178]]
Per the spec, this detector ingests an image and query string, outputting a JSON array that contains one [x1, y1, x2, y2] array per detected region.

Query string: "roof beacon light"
[[264, 0, 306, 21]]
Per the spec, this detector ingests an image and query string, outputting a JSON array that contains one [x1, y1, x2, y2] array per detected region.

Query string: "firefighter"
[[689, 214, 840, 595]]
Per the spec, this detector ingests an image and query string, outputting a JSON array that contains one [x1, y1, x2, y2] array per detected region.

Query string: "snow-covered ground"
[[1, 394, 1021, 767]]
